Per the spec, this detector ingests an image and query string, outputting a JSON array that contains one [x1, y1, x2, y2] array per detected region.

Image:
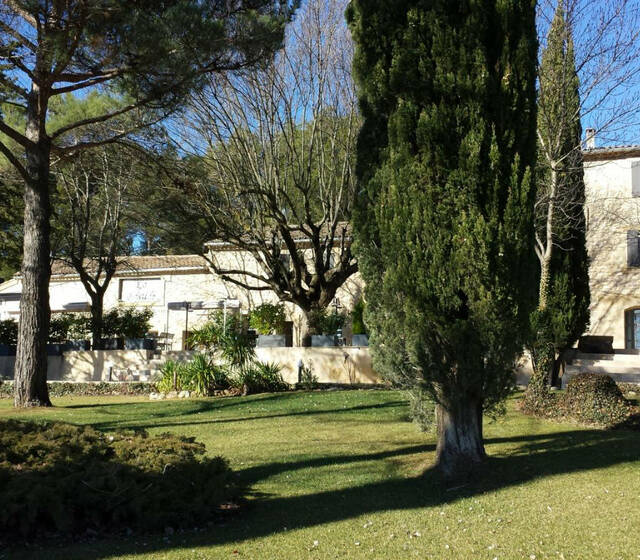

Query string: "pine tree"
[[347, 0, 538, 477], [526, 0, 590, 402]]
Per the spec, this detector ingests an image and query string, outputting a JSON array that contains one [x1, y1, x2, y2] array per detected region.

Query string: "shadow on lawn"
[[33, 423, 640, 560], [87, 400, 407, 431]]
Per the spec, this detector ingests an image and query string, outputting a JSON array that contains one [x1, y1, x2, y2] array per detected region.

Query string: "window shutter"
[[632, 162, 640, 197], [627, 230, 639, 266]]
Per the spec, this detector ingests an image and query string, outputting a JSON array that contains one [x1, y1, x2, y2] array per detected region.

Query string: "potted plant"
[[250, 303, 287, 347], [0, 319, 18, 356], [121, 308, 156, 350], [64, 314, 91, 351], [48, 314, 74, 355], [311, 310, 346, 347], [99, 308, 125, 349], [350, 300, 368, 347]]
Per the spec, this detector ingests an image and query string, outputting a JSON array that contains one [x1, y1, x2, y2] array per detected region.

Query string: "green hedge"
[[0, 420, 237, 539], [0, 381, 156, 399]]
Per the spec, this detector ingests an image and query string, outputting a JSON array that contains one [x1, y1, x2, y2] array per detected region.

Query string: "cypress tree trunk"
[[435, 401, 486, 479], [14, 88, 52, 407]]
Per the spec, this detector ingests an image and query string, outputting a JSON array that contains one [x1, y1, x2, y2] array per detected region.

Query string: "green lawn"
[[1, 390, 639, 559]]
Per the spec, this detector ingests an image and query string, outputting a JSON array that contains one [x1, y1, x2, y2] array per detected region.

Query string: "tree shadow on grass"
[[87, 400, 407, 431], [17, 424, 640, 560]]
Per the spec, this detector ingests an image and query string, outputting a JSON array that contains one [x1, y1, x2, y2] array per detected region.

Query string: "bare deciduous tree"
[[181, 0, 359, 345]]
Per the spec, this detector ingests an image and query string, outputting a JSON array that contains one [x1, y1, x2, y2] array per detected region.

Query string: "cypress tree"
[[347, 0, 538, 477], [526, 0, 590, 401]]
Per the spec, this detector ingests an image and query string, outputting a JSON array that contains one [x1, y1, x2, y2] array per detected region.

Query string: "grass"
[[1, 389, 639, 559]]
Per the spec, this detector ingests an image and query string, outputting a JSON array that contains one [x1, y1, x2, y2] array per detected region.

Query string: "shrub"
[[249, 303, 286, 335], [308, 308, 347, 335], [102, 307, 153, 339], [0, 382, 157, 399], [351, 300, 367, 335], [184, 354, 230, 396], [48, 313, 92, 343], [236, 361, 289, 395], [0, 420, 237, 539], [561, 373, 632, 427], [156, 360, 187, 393], [0, 319, 18, 345], [298, 364, 318, 390]]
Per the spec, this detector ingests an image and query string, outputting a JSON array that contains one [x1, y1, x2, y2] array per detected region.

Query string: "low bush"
[[0, 381, 156, 399], [236, 361, 289, 395], [297, 364, 319, 390], [560, 373, 633, 427], [0, 419, 237, 539], [184, 354, 231, 396]]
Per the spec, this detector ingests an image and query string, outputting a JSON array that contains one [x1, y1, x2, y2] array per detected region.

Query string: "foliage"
[[156, 360, 188, 393], [350, 300, 367, 335], [347, 0, 538, 472], [184, 354, 231, 396], [189, 312, 255, 373], [308, 309, 347, 335], [48, 314, 91, 343], [249, 303, 287, 335], [0, 382, 157, 399], [235, 361, 289, 395], [527, 0, 590, 399], [297, 365, 319, 390], [156, 356, 231, 396], [561, 374, 633, 427], [0, 419, 236, 538], [408, 388, 436, 433], [101, 308, 152, 339], [0, 319, 18, 346]]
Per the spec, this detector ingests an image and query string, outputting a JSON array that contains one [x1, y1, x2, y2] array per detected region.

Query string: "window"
[[627, 231, 640, 267], [119, 278, 162, 303], [632, 162, 640, 197]]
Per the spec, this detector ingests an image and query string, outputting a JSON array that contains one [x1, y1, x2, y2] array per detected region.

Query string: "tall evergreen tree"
[[526, 0, 590, 399], [347, 0, 538, 477]]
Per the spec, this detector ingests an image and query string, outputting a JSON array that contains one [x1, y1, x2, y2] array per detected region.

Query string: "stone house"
[[0, 248, 363, 350]]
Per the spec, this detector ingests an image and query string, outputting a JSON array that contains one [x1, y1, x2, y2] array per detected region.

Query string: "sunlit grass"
[[1, 389, 639, 559]]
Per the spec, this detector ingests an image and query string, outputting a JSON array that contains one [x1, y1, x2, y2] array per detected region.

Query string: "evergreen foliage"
[[347, 0, 538, 475], [528, 0, 590, 395], [0, 420, 236, 538]]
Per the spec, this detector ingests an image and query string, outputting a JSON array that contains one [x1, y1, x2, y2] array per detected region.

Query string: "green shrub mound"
[[561, 373, 632, 427], [0, 420, 236, 539], [0, 381, 156, 399]]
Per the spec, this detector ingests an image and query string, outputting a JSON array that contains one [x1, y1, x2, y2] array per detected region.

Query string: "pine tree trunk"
[[434, 400, 486, 479], [14, 138, 52, 407], [90, 292, 104, 350]]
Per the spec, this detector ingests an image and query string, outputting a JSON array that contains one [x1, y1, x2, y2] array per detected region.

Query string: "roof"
[[50, 255, 209, 277], [205, 222, 353, 250], [583, 145, 640, 162]]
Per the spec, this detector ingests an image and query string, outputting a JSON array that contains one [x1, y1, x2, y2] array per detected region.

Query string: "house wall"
[[0, 256, 365, 350], [584, 156, 640, 347]]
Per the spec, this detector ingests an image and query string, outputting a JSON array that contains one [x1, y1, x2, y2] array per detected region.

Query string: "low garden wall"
[[0, 350, 155, 382], [0, 347, 381, 385], [255, 346, 379, 384]]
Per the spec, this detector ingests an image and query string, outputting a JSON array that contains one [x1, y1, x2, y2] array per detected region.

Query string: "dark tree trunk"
[[14, 137, 52, 407], [434, 400, 486, 479], [301, 306, 323, 347], [90, 291, 104, 350]]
